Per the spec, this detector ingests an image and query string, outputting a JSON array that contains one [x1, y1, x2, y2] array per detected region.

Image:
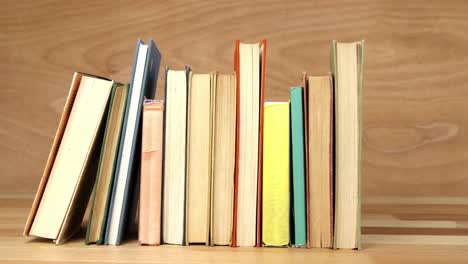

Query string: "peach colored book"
[[139, 100, 164, 245]]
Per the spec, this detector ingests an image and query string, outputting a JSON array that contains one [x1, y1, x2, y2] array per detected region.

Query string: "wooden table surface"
[[1, 0, 468, 263]]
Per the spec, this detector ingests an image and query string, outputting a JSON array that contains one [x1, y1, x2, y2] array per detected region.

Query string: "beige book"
[[332, 40, 365, 249], [185, 72, 213, 245], [162, 68, 189, 245], [308, 75, 333, 248], [236, 42, 260, 247], [26, 74, 113, 244], [210, 73, 236, 246]]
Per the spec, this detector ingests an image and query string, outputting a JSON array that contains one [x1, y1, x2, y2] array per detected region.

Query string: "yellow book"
[[262, 102, 290, 246]]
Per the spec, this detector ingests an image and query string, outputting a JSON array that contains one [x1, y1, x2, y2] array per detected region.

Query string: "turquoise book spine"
[[290, 87, 307, 246]]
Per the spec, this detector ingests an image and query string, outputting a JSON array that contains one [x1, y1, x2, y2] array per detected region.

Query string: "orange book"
[[139, 100, 164, 245], [232, 39, 266, 247]]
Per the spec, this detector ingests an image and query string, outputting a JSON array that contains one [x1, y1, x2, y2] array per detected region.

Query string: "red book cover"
[[231, 40, 240, 247]]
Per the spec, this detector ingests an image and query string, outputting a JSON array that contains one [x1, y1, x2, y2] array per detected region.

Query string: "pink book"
[[139, 100, 164, 245]]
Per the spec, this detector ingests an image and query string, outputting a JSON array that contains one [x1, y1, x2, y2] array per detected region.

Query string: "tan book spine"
[[331, 40, 364, 250], [139, 100, 164, 245], [308, 75, 333, 248]]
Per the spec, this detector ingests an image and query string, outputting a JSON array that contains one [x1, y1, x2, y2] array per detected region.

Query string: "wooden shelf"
[[2, 195, 468, 263], [2, 237, 466, 263]]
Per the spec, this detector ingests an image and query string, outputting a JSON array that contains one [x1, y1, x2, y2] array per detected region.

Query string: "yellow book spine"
[[262, 102, 290, 246]]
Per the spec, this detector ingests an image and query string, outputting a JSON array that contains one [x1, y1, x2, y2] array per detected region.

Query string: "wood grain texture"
[[0, 196, 467, 263], [1, 0, 468, 261]]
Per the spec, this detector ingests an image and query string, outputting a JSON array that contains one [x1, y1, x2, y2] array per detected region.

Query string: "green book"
[[85, 83, 129, 245], [290, 87, 307, 247]]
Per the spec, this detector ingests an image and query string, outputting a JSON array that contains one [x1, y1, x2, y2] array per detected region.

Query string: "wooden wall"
[[1, 0, 467, 233]]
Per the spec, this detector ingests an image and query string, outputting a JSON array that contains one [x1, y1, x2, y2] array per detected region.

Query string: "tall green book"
[[85, 83, 129, 245], [290, 87, 307, 247]]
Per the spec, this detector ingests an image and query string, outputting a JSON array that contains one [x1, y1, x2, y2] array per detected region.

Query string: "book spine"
[[291, 88, 307, 247], [301, 74, 311, 248], [232, 40, 241, 247], [140, 101, 164, 245], [256, 39, 267, 247]]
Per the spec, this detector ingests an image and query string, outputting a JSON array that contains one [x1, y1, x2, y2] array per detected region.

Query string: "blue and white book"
[[105, 38, 161, 245]]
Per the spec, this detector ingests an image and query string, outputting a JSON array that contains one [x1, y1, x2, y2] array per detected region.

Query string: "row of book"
[[23, 39, 364, 249]]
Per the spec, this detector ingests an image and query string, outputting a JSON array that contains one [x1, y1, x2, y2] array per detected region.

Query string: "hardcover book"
[[24, 73, 114, 244], [262, 102, 290, 247], [162, 66, 190, 245], [185, 72, 214, 245], [331, 40, 365, 250], [86, 83, 129, 245], [210, 72, 237, 246], [232, 40, 266, 247], [308, 75, 334, 248], [139, 100, 164, 245], [105, 39, 161, 245], [290, 88, 307, 247]]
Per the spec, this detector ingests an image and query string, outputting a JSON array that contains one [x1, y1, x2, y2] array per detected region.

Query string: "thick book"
[[139, 100, 164, 245], [162, 66, 190, 245], [86, 83, 129, 245], [210, 72, 236, 246], [232, 39, 266, 247], [290, 87, 307, 247], [262, 102, 290, 247], [308, 75, 334, 248], [105, 39, 161, 245], [24, 73, 114, 244], [185, 72, 213, 245], [331, 40, 365, 249]]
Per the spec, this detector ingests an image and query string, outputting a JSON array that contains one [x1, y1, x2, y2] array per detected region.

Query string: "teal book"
[[290, 87, 307, 247]]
